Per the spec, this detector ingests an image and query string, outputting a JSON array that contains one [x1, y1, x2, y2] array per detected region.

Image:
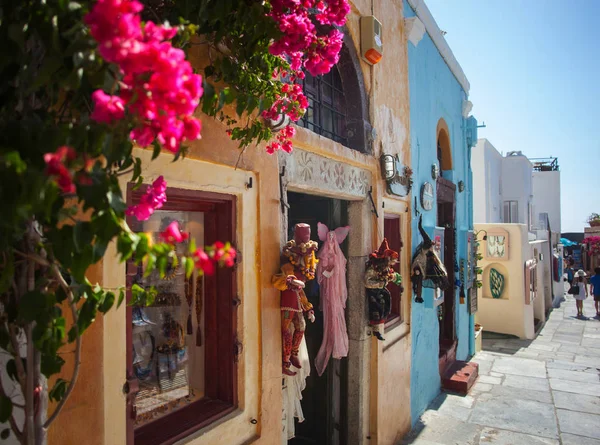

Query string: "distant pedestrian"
[[573, 269, 588, 318], [565, 262, 574, 288], [590, 267, 600, 317]]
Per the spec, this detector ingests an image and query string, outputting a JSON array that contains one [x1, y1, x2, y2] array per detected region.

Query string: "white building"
[[471, 139, 563, 339]]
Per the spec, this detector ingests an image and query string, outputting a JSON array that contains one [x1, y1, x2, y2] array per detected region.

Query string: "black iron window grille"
[[298, 67, 348, 146]]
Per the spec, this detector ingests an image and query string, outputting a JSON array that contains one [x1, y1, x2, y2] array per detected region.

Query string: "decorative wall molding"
[[282, 149, 371, 198]]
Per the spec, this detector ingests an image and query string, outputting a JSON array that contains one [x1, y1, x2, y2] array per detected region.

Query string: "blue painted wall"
[[405, 0, 476, 423]]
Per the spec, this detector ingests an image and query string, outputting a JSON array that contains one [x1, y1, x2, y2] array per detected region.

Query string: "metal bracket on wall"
[[367, 186, 379, 219], [279, 166, 290, 214]]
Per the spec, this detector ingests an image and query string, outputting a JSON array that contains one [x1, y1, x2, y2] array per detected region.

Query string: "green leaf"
[[99, 291, 115, 313], [0, 396, 12, 423], [117, 288, 125, 308], [41, 354, 65, 378], [1, 151, 26, 174], [184, 256, 194, 279], [132, 157, 142, 182], [49, 379, 69, 402], [151, 141, 162, 160]]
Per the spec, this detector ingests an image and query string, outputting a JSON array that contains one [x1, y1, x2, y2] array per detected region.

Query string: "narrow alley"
[[403, 294, 600, 445]]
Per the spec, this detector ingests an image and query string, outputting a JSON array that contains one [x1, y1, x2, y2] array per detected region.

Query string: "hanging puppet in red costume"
[[272, 223, 318, 376]]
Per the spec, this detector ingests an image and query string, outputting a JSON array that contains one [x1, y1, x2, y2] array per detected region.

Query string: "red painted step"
[[441, 360, 479, 395]]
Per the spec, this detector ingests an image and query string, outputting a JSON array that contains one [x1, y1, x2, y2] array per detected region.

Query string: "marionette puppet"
[[365, 239, 403, 341], [314, 223, 350, 376], [272, 223, 318, 376], [411, 215, 450, 303]]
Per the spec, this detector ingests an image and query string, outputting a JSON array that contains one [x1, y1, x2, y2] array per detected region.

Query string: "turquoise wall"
[[405, 0, 476, 423]]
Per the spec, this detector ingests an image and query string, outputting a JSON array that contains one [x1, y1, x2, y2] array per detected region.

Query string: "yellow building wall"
[[47, 1, 414, 444], [475, 224, 536, 340]]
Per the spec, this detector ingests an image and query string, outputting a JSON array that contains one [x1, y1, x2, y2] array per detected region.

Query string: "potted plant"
[[588, 213, 600, 227]]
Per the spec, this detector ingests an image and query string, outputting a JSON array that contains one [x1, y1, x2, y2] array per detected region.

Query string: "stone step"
[[441, 360, 479, 395]]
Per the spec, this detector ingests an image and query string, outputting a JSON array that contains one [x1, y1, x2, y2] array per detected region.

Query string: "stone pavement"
[[402, 294, 600, 445]]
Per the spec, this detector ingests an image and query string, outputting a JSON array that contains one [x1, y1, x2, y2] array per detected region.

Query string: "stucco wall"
[[404, 0, 474, 423], [475, 224, 535, 339], [472, 139, 503, 224], [501, 154, 533, 225], [532, 171, 561, 234]]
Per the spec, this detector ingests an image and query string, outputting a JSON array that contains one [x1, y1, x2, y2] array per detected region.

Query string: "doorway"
[[437, 178, 456, 376], [287, 191, 349, 445]]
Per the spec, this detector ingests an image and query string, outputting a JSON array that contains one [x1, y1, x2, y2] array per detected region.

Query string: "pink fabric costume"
[[315, 223, 350, 376]]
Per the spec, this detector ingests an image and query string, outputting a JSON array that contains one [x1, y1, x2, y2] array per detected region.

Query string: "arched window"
[[299, 67, 348, 146], [297, 39, 371, 153], [436, 119, 453, 171]]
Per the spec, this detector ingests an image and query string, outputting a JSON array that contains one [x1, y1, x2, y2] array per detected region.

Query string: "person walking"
[[590, 267, 600, 317], [573, 269, 589, 318]]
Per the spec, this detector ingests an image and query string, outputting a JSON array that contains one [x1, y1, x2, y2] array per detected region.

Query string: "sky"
[[425, 0, 600, 233]]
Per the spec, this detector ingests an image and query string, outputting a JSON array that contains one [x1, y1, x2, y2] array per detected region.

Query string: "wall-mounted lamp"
[[381, 154, 396, 181], [475, 229, 488, 241], [458, 180, 465, 193]]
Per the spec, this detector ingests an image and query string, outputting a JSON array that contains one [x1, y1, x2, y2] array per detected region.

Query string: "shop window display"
[[129, 210, 206, 427], [125, 186, 237, 445]]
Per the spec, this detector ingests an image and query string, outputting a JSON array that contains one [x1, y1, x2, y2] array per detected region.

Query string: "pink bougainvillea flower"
[[125, 176, 167, 221], [192, 248, 215, 275], [44, 146, 78, 193], [91, 90, 126, 124], [159, 221, 189, 244], [86, 0, 203, 153]]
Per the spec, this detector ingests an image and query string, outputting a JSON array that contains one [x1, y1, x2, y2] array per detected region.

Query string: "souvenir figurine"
[[411, 215, 449, 303], [365, 239, 403, 341], [272, 223, 318, 376], [315, 223, 350, 376]]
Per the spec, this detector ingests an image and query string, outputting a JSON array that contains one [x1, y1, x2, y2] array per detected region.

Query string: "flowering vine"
[[86, 0, 203, 153], [262, 0, 349, 154], [584, 236, 600, 256]]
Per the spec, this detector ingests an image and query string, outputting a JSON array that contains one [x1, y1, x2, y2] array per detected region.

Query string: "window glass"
[[129, 210, 205, 428], [298, 67, 348, 146]]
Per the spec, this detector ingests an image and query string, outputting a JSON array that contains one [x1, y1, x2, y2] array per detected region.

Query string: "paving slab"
[[548, 368, 600, 383], [401, 411, 482, 445], [574, 355, 600, 367], [550, 378, 600, 396], [561, 433, 600, 445], [557, 409, 600, 440], [491, 356, 547, 378], [470, 396, 558, 438], [479, 384, 553, 404], [503, 374, 550, 392], [553, 390, 600, 415], [478, 428, 558, 445], [476, 375, 502, 385]]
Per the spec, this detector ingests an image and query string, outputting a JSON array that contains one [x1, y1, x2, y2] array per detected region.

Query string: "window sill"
[[134, 399, 236, 445]]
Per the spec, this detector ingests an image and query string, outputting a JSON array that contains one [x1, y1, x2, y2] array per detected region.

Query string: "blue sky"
[[426, 0, 600, 233]]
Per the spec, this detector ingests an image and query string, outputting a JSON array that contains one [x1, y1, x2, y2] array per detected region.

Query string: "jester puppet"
[[272, 223, 318, 376], [365, 239, 403, 341]]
